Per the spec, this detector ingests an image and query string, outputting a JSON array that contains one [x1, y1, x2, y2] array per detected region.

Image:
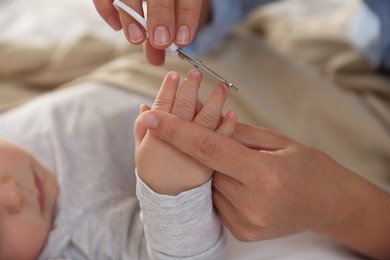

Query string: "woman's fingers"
[[93, 0, 122, 31], [146, 0, 204, 48], [233, 123, 291, 151], [213, 188, 245, 240], [116, 0, 146, 44], [138, 110, 262, 183], [147, 0, 176, 49], [94, 1, 206, 65], [134, 104, 151, 148], [144, 41, 166, 65], [94, 0, 147, 44], [213, 172, 244, 210], [174, 0, 204, 46]]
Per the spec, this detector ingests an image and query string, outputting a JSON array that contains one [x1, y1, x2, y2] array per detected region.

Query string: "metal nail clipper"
[[113, 0, 238, 91]]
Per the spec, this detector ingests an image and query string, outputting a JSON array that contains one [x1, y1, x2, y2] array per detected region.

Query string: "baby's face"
[[0, 139, 58, 260]]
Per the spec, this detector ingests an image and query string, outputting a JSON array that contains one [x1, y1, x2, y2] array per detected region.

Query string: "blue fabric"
[[362, 0, 390, 71], [348, 4, 380, 67], [185, 0, 276, 55], [187, 0, 390, 71]]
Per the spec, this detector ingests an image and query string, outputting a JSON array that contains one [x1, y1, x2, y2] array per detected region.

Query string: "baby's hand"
[[135, 69, 237, 195]]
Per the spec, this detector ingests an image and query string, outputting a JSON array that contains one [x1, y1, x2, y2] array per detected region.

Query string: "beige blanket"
[[1, 2, 389, 188]]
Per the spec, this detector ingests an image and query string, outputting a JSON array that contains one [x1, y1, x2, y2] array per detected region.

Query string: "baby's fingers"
[[193, 83, 229, 130], [152, 71, 180, 112], [134, 104, 151, 148], [216, 111, 238, 138], [171, 69, 202, 121]]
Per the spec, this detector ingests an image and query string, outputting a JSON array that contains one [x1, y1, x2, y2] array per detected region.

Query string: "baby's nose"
[[0, 176, 23, 214]]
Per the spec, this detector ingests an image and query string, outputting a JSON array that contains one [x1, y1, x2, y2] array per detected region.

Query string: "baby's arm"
[[135, 69, 236, 195], [134, 69, 236, 259]]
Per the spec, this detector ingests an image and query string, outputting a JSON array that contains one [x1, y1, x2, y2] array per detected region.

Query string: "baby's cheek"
[[3, 217, 50, 260]]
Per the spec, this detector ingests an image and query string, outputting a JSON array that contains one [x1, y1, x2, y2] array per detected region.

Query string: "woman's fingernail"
[[128, 23, 144, 43], [175, 25, 191, 44], [107, 16, 122, 31], [154, 25, 170, 46], [141, 112, 158, 129]]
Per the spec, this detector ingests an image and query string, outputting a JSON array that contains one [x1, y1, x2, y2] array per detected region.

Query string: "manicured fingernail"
[[141, 112, 158, 129], [154, 25, 170, 46], [175, 25, 191, 44], [128, 23, 144, 43], [107, 16, 122, 31]]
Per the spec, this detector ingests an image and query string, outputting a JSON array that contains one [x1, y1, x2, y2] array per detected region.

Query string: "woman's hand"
[[138, 111, 390, 259], [93, 0, 210, 65], [134, 69, 235, 195]]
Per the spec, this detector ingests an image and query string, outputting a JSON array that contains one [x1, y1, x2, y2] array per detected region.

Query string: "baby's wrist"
[[136, 168, 212, 195]]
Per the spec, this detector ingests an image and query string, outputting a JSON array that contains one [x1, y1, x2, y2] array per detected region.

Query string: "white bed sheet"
[[0, 1, 366, 259], [225, 231, 361, 260]]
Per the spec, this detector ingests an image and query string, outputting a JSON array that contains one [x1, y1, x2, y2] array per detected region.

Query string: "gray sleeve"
[[136, 171, 225, 260]]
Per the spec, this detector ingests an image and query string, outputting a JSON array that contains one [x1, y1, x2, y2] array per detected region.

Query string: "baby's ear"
[[134, 104, 151, 148]]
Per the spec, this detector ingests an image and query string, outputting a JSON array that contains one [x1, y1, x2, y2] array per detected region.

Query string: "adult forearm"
[[314, 173, 390, 259]]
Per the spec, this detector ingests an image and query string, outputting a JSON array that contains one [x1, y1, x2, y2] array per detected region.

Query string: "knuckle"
[[177, 6, 198, 22], [263, 170, 285, 196], [174, 99, 194, 113], [249, 156, 285, 195], [197, 112, 217, 129], [153, 97, 171, 110], [149, 2, 172, 16], [245, 168, 263, 188], [194, 132, 217, 163]]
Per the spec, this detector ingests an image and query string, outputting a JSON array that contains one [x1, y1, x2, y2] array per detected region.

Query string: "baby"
[[0, 69, 236, 259]]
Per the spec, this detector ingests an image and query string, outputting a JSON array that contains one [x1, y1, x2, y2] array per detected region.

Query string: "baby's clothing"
[[0, 82, 224, 259]]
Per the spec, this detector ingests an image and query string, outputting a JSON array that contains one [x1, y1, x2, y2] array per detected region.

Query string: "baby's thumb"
[[134, 104, 151, 148]]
